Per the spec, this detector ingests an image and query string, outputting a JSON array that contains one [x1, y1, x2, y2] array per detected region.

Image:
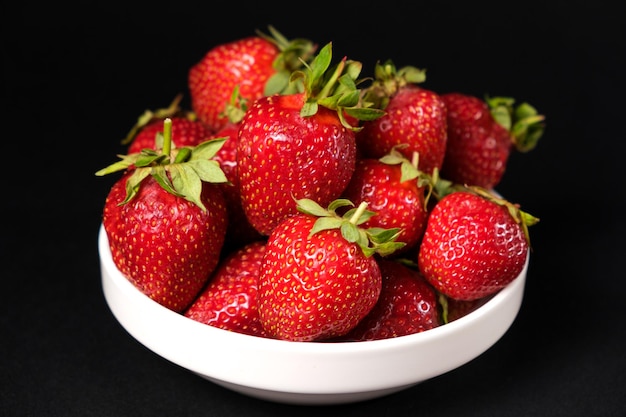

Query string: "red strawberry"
[[188, 26, 316, 132], [440, 93, 545, 189], [211, 121, 264, 253], [237, 43, 384, 236], [417, 188, 538, 301], [356, 61, 448, 176], [257, 198, 404, 342], [343, 258, 441, 341], [184, 240, 270, 337], [96, 119, 229, 312], [341, 147, 430, 255]]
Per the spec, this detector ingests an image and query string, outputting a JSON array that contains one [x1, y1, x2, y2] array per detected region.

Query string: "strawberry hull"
[[99, 223, 529, 405]]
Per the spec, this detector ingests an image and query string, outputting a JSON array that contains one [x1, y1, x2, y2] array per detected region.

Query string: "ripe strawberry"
[[209, 93, 264, 252], [417, 188, 538, 301], [188, 26, 316, 132], [440, 93, 545, 189], [237, 42, 384, 236], [96, 119, 230, 312], [356, 61, 448, 175], [257, 198, 404, 342], [343, 258, 441, 341], [341, 147, 430, 255], [184, 240, 270, 337]]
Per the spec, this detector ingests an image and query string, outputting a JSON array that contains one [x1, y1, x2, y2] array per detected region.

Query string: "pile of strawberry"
[[97, 27, 545, 342]]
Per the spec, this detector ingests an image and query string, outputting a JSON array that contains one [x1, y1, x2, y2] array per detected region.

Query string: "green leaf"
[[343, 106, 385, 121], [135, 151, 166, 168], [168, 164, 206, 211], [328, 198, 354, 213], [310, 217, 343, 236], [151, 165, 180, 198], [95, 153, 139, 176], [367, 227, 402, 244], [296, 197, 329, 217], [173, 146, 192, 164], [188, 159, 229, 183], [336, 89, 360, 108], [308, 42, 333, 88], [264, 71, 291, 96], [400, 159, 420, 182], [340, 221, 361, 243], [301, 101, 318, 118], [121, 167, 151, 204], [191, 137, 228, 160]]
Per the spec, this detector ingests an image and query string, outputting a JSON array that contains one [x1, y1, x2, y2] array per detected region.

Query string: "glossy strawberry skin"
[[440, 93, 512, 189], [184, 240, 270, 338], [344, 258, 440, 341], [257, 214, 382, 342], [356, 86, 447, 175], [210, 122, 263, 252], [103, 171, 228, 312], [417, 191, 528, 301], [188, 36, 278, 132], [127, 117, 214, 154], [237, 93, 357, 236], [341, 158, 428, 254]]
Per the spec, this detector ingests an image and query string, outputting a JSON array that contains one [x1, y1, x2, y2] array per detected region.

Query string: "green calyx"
[[463, 185, 540, 247], [361, 60, 427, 110], [256, 25, 318, 96], [120, 94, 196, 145], [486, 96, 546, 153], [219, 85, 248, 124], [295, 197, 405, 257], [289, 42, 385, 130], [378, 146, 435, 211], [96, 118, 229, 211]]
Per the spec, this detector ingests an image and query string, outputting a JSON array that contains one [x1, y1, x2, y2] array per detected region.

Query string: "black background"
[[2, 1, 625, 416]]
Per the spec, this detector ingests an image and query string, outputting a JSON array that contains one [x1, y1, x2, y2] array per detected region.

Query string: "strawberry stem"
[[349, 202, 369, 225], [162, 118, 173, 159], [316, 56, 345, 100]]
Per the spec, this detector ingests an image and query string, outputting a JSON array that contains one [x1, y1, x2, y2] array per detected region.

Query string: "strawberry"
[[184, 240, 270, 337], [341, 147, 431, 255], [188, 26, 316, 132], [257, 198, 405, 342], [440, 93, 545, 189], [417, 187, 538, 301], [343, 258, 441, 341], [209, 91, 264, 252], [237, 42, 384, 236], [356, 61, 448, 176], [96, 118, 230, 312]]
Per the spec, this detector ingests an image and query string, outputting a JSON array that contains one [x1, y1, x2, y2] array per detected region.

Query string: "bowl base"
[[198, 373, 419, 405]]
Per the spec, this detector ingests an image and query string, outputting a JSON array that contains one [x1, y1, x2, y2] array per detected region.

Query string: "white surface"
[[99, 223, 528, 405]]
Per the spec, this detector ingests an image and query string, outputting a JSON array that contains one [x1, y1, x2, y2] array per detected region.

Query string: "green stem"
[[316, 57, 345, 100], [349, 201, 369, 225], [162, 118, 173, 159]]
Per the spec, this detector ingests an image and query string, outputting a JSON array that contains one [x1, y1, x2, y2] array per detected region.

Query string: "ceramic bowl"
[[98, 224, 528, 405]]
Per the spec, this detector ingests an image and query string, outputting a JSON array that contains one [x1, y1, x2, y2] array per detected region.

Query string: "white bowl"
[[98, 223, 528, 405]]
